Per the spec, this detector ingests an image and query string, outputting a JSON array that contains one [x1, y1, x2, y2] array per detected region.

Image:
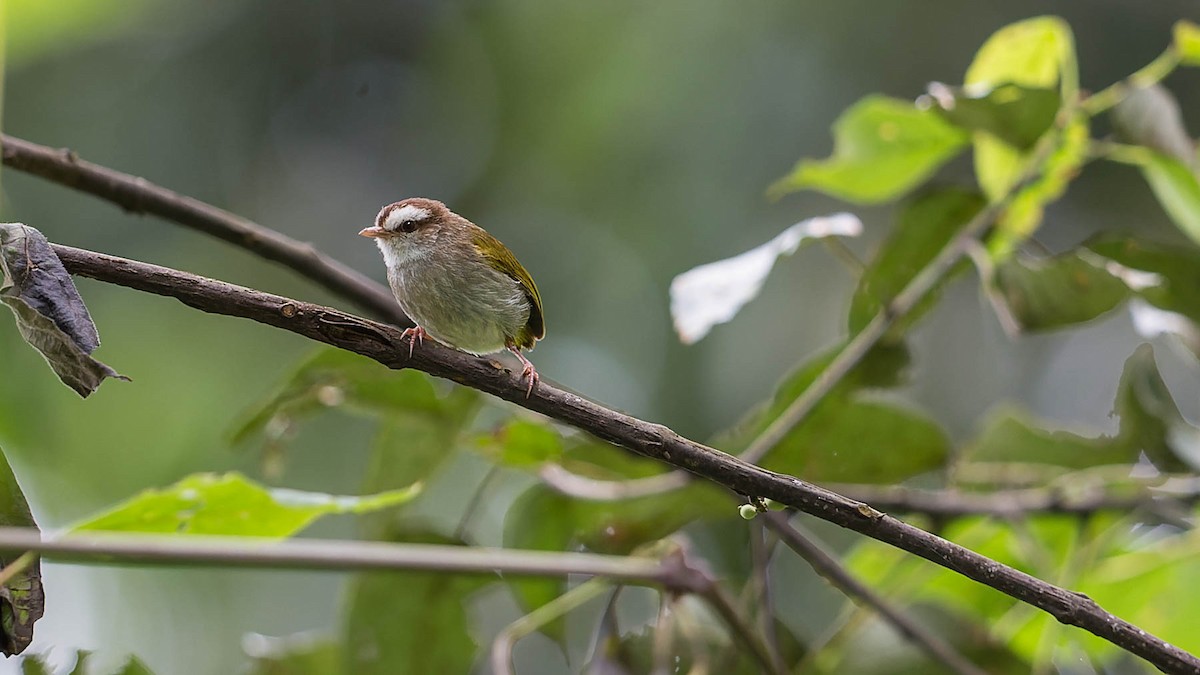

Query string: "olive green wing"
[[471, 227, 544, 346]]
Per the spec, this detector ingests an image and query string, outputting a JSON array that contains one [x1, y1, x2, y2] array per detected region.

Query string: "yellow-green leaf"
[[1174, 20, 1200, 66], [769, 96, 967, 204], [1141, 153, 1200, 246], [987, 115, 1088, 260], [74, 472, 422, 537], [965, 17, 1077, 200]]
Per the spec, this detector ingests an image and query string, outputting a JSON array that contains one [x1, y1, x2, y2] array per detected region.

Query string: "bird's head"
[[359, 197, 454, 264]]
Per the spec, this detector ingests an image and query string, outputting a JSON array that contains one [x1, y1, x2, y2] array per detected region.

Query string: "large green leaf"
[[929, 82, 1060, 150], [74, 472, 421, 537], [965, 17, 1077, 201], [769, 96, 967, 203], [1139, 153, 1200, 246], [1086, 234, 1200, 324], [342, 532, 485, 675], [0, 449, 41, 656], [850, 188, 985, 335], [992, 250, 1130, 331], [960, 345, 1196, 474], [475, 419, 564, 468], [1077, 527, 1200, 658], [716, 343, 949, 482], [0, 224, 128, 397], [232, 349, 477, 445]]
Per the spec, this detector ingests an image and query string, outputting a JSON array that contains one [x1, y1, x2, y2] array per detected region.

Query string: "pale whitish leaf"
[[670, 213, 862, 344], [1130, 299, 1200, 357], [0, 223, 127, 397]]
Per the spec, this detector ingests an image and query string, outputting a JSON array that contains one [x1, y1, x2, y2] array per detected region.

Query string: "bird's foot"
[[401, 325, 427, 358], [507, 345, 539, 398]]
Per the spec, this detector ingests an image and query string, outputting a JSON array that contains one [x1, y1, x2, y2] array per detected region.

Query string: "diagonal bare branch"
[[47, 242, 1200, 674], [0, 134, 408, 326], [763, 512, 987, 675]]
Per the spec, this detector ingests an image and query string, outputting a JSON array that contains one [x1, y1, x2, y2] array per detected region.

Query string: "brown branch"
[[0, 134, 408, 326], [763, 512, 987, 675], [827, 480, 1200, 520], [48, 243, 1200, 674], [0, 527, 702, 588]]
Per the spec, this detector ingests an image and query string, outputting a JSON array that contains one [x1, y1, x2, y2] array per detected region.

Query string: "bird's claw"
[[401, 326, 426, 358], [507, 345, 539, 398]]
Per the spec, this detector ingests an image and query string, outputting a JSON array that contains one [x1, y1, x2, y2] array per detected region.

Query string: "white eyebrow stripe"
[[385, 204, 431, 230]]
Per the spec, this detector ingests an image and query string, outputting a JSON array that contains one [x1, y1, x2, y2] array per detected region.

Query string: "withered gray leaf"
[[0, 223, 128, 397], [0, 448, 42, 656]]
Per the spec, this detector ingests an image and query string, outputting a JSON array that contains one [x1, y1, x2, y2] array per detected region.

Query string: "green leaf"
[[475, 419, 564, 467], [232, 349, 476, 445], [718, 343, 950, 483], [1140, 153, 1200, 246], [0, 223, 128, 397], [850, 188, 985, 335], [1174, 20, 1200, 66], [765, 397, 951, 483], [965, 17, 1077, 200], [929, 82, 1060, 150], [245, 634, 340, 675], [21, 655, 52, 675], [74, 472, 421, 537], [769, 96, 967, 203], [342, 532, 485, 675], [1086, 234, 1200, 324], [987, 115, 1089, 260], [959, 406, 1132, 472], [1078, 527, 1200, 657], [232, 349, 480, 480], [503, 483, 720, 637], [5, 0, 156, 67], [0, 448, 42, 656], [991, 250, 1130, 331], [112, 656, 157, 675], [965, 17, 1075, 92], [960, 345, 1197, 473]]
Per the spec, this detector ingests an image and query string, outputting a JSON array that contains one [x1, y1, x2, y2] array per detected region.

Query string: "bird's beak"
[[359, 226, 387, 238]]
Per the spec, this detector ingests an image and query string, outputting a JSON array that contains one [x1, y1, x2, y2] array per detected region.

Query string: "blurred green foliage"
[[3, 4, 1200, 675]]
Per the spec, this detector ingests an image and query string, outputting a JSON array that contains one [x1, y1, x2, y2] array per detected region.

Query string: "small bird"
[[359, 198, 544, 396]]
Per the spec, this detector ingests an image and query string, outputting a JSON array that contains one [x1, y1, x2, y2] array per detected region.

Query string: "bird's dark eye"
[[400, 220, 418, 233]]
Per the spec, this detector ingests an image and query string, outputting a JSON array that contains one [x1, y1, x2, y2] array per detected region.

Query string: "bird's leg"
[[400, 325, 427, 358], [506, 343, 539, 397]]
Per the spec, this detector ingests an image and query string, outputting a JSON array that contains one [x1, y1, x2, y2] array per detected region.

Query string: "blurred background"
[[1, 1, 1198, 673]]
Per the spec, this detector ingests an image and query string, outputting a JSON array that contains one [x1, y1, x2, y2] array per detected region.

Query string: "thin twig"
[[454, 464, 502, 542], [1081, 46, 1181, 116], [47, 244, 1200, 674], [652, 592, 678, 675], [491, 579, 612, 675], [700, 584, 788, 675], [825, 478, 1200, 519], [749, 520, 782, 667], [0, 527, 709, 587], [0, 552, 36, 587], [763, 512, 987, 675], [0, 134, 408, 326]]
